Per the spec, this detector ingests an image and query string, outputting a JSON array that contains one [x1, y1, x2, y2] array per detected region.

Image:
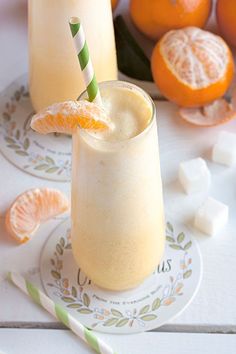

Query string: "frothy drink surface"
[[91, 86, 152, 141]]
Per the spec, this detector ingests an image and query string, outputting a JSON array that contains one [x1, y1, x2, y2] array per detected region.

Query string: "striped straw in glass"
[[69, 17, 102, 106]]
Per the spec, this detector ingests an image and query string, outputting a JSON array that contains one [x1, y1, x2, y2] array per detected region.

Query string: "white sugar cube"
[[178, 157, 211, 194], [194, 197, 228, 236], [212, 131, 236, 166]]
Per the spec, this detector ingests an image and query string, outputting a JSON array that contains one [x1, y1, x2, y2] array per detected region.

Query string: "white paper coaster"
[[0, 74, 71, 182], [40, 217, 202, 334]]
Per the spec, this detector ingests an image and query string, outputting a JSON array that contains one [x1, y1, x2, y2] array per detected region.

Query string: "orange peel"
[[179, 89, 236, 126]]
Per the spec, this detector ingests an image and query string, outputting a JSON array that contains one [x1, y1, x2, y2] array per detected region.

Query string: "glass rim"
[[76, 80, 156, 145]]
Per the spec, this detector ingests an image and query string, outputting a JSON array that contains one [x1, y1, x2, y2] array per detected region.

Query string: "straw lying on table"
[[69, 17, 102, 106], [8, 272, 117, 354]]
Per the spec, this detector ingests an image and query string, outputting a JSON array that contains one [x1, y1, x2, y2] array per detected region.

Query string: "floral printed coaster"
[[0, 74, 71, 182], [40, 217, 202, 334]]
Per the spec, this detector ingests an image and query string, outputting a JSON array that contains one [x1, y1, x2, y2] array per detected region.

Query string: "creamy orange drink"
[[71, 81, 165, 291], [28, 0, 117, 111]]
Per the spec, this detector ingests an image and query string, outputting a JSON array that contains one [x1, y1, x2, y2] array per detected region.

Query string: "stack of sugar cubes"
[[178, 131, 236, 236]]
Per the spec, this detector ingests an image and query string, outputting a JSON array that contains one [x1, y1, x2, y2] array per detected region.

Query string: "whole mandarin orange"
[[151, 27, 234, 107], [130, 0, 212, 40], [216, 0, 236, 46]]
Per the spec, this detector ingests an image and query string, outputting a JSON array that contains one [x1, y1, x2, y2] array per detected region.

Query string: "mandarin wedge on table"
[[130, 0, 212, 40], [217, 0, 236, 47], [5, 188, 69, 244], [151, 27, 234, 108], [31, 100, 110, 135]]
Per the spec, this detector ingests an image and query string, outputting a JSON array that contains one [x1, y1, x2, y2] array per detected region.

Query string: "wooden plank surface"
[[0, 329, 236, 354]]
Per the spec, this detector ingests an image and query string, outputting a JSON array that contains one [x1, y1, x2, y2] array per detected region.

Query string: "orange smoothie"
[[71, 81, 165, 290]]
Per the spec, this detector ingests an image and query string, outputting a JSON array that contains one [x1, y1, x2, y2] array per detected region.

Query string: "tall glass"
[[71, 81, 165, 291], [28, 0, 117, 112]]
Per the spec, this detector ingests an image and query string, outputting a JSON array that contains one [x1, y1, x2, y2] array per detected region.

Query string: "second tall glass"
[[28, 0, 117, 111]]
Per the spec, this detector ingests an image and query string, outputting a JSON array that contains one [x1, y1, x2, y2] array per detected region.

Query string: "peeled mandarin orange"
[[217, 0, 236, 47], [130, 0, 212, 40], [5, 188, 69, 244], [31, 100, 110, 135], [151, 27, 234, 107]]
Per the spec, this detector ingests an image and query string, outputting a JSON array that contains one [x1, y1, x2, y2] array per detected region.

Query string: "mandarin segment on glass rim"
[[30, 100, 111, 135]]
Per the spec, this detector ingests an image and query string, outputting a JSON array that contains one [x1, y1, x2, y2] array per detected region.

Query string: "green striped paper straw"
[[69, 17, 102, 106], [8, 272, 117, 354]]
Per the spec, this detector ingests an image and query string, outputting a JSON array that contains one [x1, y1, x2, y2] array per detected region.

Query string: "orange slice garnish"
[[179, 89, 236, 126], [5, 188, 69, 244], [31, 100, 110, 135]]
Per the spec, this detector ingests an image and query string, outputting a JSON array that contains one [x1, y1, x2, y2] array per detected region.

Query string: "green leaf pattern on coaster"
[[47, 222, 193, 329], [0, 84, 71, 178], [167, 223, 192, 252]]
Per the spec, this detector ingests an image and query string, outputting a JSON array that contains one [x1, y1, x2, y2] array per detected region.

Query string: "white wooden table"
[[0, 0, 236, 353]]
